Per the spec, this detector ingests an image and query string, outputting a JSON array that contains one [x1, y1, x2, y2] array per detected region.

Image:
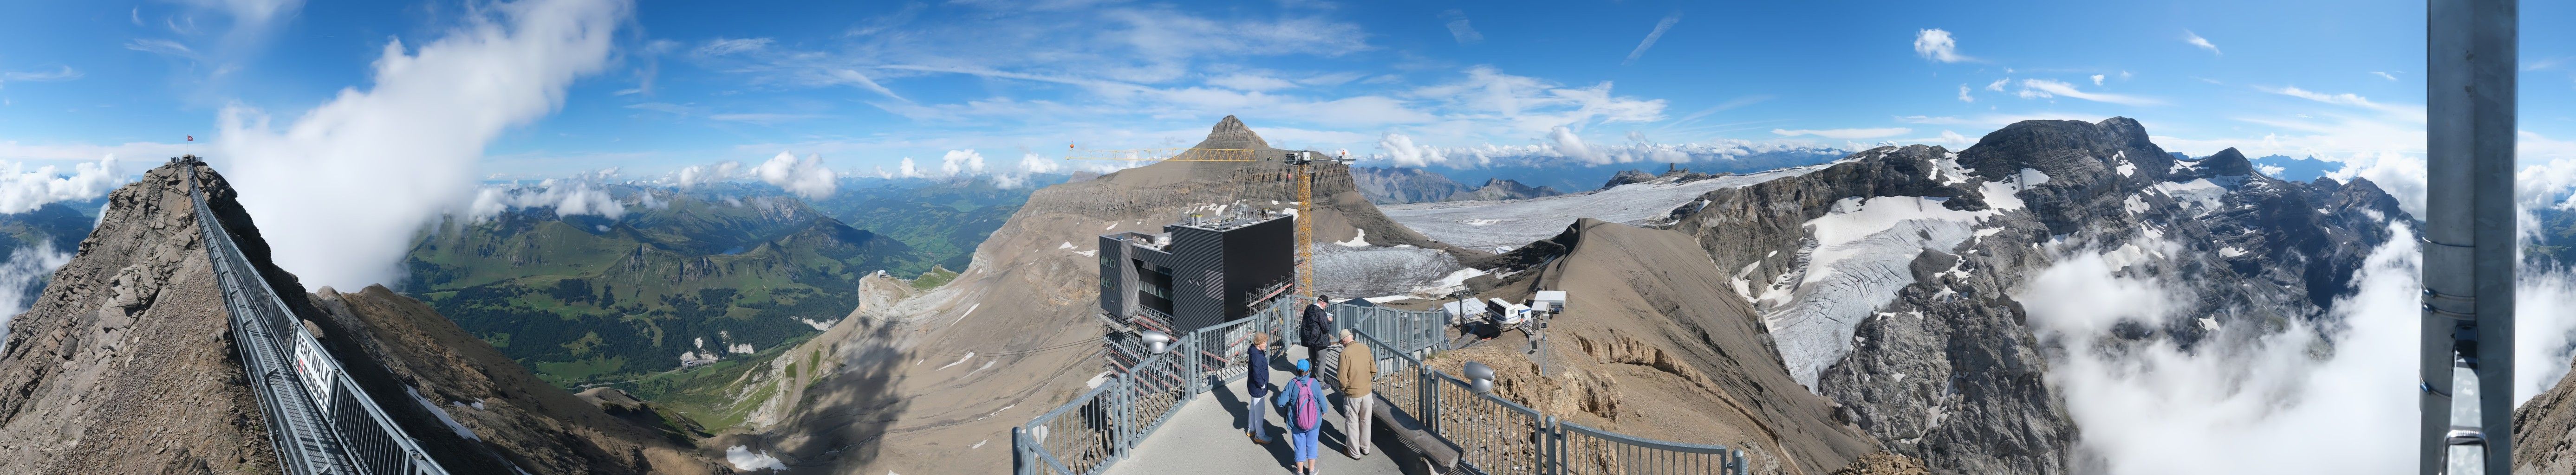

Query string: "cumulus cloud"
[[0, 155, 125, 214], [461, 179, 624, 223], [938, 149, 986, 177], [1543, 126, 1609, 164], [2185, 30, 2221, 55], [2013, 79, 2165, 106], [754, 151, 837, 199], [1378, 133, 1448, 167], [1956, 84, 1975, 103], [211, 0, 629, 289], [1984, 78, 2010, 92], [674, 160, 743, 187], [898, 157, 921, 178], [1913, 28, 1972, 63], [2091, 74, 2105, 86], [1771, 128, 1910, 139]]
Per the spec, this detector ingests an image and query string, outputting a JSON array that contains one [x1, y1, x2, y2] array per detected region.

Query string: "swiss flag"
[[186, 135, 194, 142]]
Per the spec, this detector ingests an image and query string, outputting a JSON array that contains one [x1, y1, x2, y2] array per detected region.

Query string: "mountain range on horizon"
[[1, 116, 2574, 475]]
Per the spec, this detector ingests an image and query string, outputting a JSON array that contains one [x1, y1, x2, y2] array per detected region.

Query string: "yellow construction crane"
[[1066, 145, 1350, 300]]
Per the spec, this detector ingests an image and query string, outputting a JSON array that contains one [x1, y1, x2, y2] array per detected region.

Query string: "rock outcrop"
[[0, 160, 721, 474], [1654, 118, 2407, 475], [0, 160, 277, 473]]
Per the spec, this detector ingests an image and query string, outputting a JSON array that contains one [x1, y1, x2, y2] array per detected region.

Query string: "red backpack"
[[1292, 377, 1322, 431]]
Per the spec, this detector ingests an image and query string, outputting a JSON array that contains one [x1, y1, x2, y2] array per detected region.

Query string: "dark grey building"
[[1098, 210, 1295, 333]]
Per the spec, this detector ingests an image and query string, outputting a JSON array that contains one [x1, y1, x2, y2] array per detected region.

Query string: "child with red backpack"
[[1274, 359, 1325, 475]]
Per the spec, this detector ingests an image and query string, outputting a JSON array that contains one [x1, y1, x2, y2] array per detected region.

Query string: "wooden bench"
[[1368, 392, 1462, 474]]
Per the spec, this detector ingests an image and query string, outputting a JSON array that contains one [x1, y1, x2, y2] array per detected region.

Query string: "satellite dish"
[[1140, 330, 1174, 354], [1464, 361, 1495, 394]]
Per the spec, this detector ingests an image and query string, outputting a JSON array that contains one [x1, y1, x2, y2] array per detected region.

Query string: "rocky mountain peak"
[[2193, 148, 2257, 177], [1191, 115, 1271, 150], [1958, 117, 2172, 185]]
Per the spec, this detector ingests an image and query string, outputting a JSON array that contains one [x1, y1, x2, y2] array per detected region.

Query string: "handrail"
[[1014, 295, 1740, 475], [188, 162, 451, 475]]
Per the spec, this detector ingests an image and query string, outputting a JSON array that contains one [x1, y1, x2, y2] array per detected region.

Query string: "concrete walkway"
[[1107, 348, 1412, 475]]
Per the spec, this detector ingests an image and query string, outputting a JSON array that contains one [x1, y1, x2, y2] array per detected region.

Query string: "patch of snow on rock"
[[727, 446, 788, 471], [1334, 228, 1371, 247]]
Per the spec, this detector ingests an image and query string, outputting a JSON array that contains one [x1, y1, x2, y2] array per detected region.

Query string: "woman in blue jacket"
[[1276, 359, 1324, 475]]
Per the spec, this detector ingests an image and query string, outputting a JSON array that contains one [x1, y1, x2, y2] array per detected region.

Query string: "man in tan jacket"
[[1336, 328, 1376, 459]]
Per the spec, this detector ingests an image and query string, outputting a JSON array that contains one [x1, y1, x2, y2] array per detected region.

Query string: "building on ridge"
[[1097, 205, 1295, 333]]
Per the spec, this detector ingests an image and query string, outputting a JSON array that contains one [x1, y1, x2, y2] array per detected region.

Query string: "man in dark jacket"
[[1246, 333, 1273, 444], [1300, 295, 1334, 362]]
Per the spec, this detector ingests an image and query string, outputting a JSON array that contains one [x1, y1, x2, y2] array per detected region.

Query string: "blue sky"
[[1, 0, 2571, 180]]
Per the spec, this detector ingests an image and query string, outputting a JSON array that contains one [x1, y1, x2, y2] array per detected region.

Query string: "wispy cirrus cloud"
[[1622, 12, 1682, 65], [2184, 30, 2221, 55], [1773, 127, 1910, 139], [2014, 79, 2164, 106], [1439, 9, 1483, 45]]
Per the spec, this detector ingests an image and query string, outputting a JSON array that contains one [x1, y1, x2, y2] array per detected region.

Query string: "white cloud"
[[694, 37, 772, 56], [754, 151, 837, 199], [707, 113, 826, 125], [2184, 30, 2221, 55], [462, 179, 624, 223], [1913, 28, 1972, 63], [1439, 9, 1483, 45], [1019, 152, 1060, 174], [1377, 133, 1447, 167], [938, 149, 986, 176], [824, 69, 904, 102], [213, 0, 627, 289], [673, 160, 742, 187], [2371, 71, 2398, 81], [898, 157, 920, 178], [0, 240, 72, 352], [2257, 86, 2419, 116], [2014, 79, 2165, 106], [1939, 130, 1971, 147], [1622, 13, 1682, 65], [1543, 126, 1609, 164], [1956, 84, 1974, 103], [0, 154, 125, 214], [0, 66, 83, 83], [2026, 229, 2420, 475], [1207, 74, 1299, 92], [1984, 78, 2009, 92], [2091, 74, 2105, 86], [1771, 127, 1910, 139]]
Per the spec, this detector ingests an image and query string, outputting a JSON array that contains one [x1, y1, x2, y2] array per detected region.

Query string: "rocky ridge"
[[1650, 118, 2407, 474], [0, 160, 718, 474]]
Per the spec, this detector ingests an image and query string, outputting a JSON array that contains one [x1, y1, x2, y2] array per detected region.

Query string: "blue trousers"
[[1291, 426, 1320, 462]]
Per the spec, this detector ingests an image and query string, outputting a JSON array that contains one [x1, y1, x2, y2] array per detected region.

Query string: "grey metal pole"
[[2425, 0, 2516, 473]]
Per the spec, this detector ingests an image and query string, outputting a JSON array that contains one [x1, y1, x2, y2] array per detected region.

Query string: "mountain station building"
[[1097, 210, 1295, 333]]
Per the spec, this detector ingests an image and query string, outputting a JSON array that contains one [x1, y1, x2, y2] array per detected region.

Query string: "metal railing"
[[1015, 296, 1737, 475], [189, 162, 450, 475], [1350, 328, 1745, 475], [1331, 301, 1448, 357]]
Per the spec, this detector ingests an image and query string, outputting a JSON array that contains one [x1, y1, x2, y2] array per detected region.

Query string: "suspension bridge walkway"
[[1015, 298, 1747, 475], [187, 158, 450, 475]]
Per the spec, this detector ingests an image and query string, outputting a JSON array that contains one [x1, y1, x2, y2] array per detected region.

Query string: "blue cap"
[[1295, 359, 1311, 372]]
